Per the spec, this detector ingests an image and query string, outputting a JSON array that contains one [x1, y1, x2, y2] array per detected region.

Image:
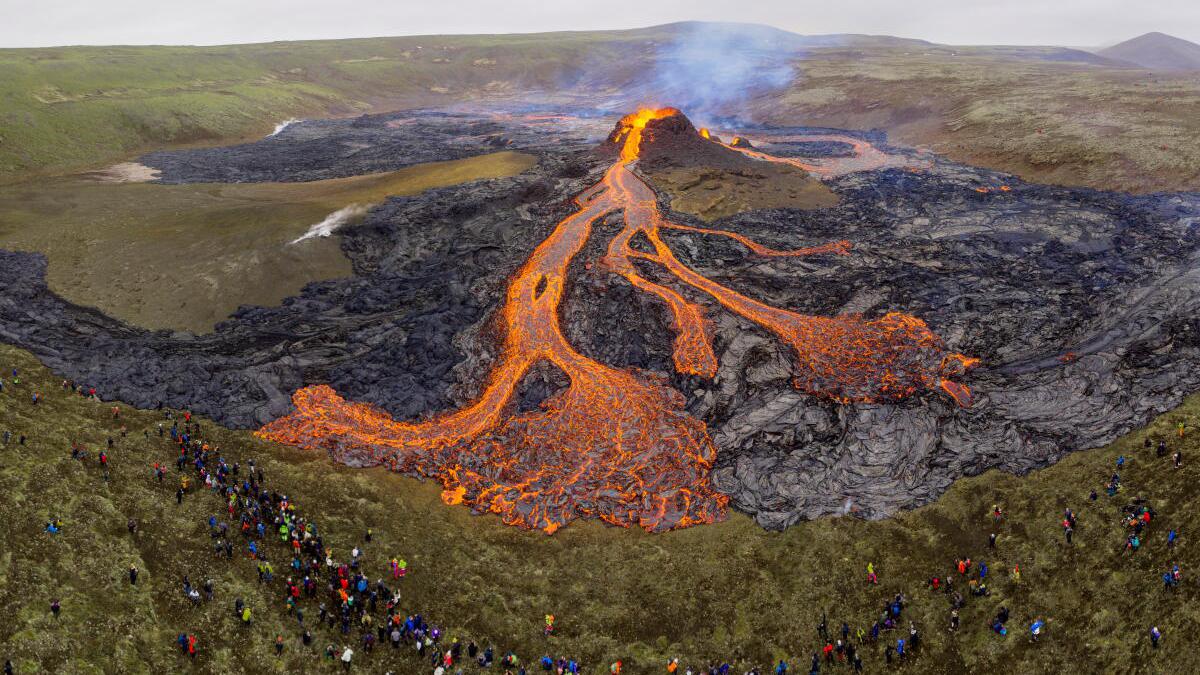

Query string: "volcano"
[[6, 104, 1200, 532], [254, 107, 973, 533]]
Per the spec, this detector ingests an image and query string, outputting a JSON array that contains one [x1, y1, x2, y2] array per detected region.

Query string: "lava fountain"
[[258, 107, 976, 533]]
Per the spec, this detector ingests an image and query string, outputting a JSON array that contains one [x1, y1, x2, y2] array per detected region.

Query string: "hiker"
[[50, 600, 60, 618], [1168, 529, 1178, 548], [1126, 533, 1141, 553], [1150, 626, 1162, 648], [949, 609, 959, 632], [1158, 439, 1167, 458], [989, 532, 997, 548], [1030, 619, 1045, 642], [1174, 450, 1183, 469], [340, 646, 353, 671], [866, 562, 877, 584], [1178, 421, 1185, 438], [129, 566, 139, 585], [275, 635, 285, 657]]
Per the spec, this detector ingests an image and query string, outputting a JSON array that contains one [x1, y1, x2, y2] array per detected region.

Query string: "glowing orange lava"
[[259, 108, 976, 534]]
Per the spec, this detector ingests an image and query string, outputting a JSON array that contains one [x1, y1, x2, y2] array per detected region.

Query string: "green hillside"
[[0, 27, 665, 179], [1, 343, 1197, 673]]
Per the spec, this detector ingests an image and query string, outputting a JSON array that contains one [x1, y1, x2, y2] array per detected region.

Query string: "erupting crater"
[[258, 107, 975, 533]]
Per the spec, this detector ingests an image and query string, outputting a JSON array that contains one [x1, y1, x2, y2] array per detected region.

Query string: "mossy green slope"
[[0, 342, 1197, 673]]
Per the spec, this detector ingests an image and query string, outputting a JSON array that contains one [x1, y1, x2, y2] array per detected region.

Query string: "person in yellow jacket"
[[241, 607, 252, 624]]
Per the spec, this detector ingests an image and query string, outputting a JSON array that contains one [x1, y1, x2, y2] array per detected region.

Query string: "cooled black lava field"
[[3, 107, 1200, 529]]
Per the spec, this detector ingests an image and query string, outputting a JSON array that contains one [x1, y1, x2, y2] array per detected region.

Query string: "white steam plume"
[[269, 118, 301, 137], [649, 22, 810, 120], [290, 204, 370, 244]]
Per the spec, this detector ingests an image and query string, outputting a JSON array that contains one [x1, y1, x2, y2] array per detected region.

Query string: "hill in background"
[[1098, 32, 1200, 71]]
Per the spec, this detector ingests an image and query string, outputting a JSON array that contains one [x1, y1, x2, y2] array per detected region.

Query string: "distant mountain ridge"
[[1097, 31, 1200, 71]]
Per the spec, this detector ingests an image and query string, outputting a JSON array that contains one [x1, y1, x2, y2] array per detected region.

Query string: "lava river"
[[258, 107, 975, 533]]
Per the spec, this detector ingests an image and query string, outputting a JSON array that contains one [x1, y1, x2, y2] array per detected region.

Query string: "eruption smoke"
[[648, 22, 807, 121], [291, 204, 370, 244]]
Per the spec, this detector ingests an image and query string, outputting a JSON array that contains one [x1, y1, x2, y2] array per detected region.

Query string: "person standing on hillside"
[[129, 566, 139, 585]]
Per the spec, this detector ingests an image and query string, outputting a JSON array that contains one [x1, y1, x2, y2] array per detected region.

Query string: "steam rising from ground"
[[650, 23, 807, 120], [290, 204, 370, 244], [269, 119, 301, 137]]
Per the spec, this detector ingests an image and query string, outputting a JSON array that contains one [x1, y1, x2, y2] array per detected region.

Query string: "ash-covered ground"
[[3, 107, 1200, 529]]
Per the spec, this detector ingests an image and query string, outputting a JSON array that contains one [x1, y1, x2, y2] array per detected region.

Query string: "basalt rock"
[[4, 107, 1200, 530]]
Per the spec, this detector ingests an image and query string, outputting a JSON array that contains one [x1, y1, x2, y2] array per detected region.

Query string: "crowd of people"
[[0, 363, 1189, 673]]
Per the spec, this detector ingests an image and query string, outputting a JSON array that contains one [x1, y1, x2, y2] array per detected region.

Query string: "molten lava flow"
[[259, 107, 976, 534], [612, 108, 679, 163]]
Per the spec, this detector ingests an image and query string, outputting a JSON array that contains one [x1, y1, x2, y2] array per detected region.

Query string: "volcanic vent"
[[257, 107, 975, 533]]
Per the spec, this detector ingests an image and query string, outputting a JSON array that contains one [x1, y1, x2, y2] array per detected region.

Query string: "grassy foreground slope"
[[1, 342, 1198, 673]]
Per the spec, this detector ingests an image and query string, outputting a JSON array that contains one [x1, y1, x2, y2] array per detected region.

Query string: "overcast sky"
[[2, 0, 1197, 48]]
